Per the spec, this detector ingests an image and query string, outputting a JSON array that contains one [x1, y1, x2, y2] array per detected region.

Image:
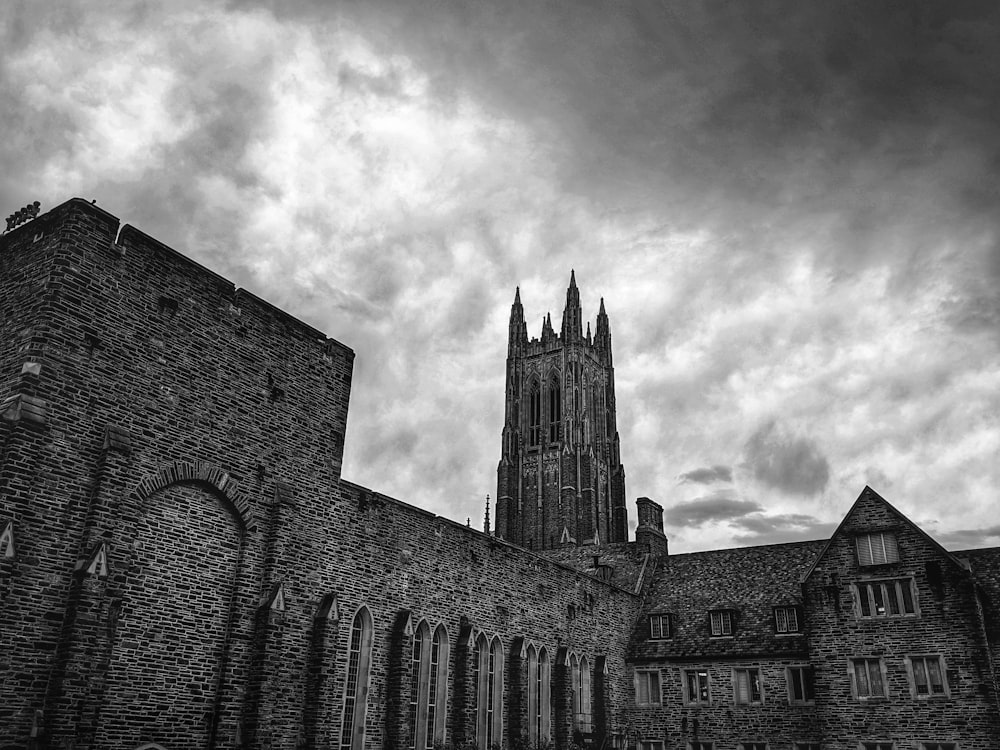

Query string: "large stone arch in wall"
[[94, 468, 246, 749]]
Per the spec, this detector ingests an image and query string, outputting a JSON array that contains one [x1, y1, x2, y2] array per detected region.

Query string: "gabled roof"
[[629, 539, 826, 662], [801, 485, 968, 584]]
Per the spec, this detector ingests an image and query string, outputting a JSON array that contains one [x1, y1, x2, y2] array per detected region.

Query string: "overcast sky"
[[2, 0, 998, 552]]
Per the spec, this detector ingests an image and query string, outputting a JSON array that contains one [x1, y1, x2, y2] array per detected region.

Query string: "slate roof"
[[629, 539, 827, 662]]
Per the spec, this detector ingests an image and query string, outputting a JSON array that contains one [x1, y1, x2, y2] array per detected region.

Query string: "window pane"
[[927, 658, 943, 693], [913, 658, 928, 693], [858, 584, 871, 616], [854, 661, 870, 696], [872, 584, 886, 615], [869, 662, 884, 696], [857, 536, 874, 565], [901, 581, 914, 613]]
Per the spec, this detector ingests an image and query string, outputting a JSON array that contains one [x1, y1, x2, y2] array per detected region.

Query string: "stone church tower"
[[496, 272, 628, 549]]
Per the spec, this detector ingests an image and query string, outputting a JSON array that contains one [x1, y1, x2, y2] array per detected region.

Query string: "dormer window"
[[774, 606, 801, 634], [856, 532, 899, 566], [648, 613, 672, 640], [709, 609, 733, 637]]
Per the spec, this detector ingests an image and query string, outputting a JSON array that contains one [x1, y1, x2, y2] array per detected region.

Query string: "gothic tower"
[[496, 272, 628, 549]]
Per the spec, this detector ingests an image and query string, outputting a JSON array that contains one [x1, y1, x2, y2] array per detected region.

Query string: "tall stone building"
[[2, 198, 1000, 750], [495, 274, 628, 549]]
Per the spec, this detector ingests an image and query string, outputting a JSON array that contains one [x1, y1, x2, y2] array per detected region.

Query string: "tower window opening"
[[529, 382, 541, 447], [548, 377, 561, 443]]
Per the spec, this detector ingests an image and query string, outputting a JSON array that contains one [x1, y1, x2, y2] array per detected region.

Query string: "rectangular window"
[[920, 744, 957, 750], [649, 613, 672, 640], [689, 744, 714, 750], [774, 606, 801, 633], [787, 666, 815, 703], [734, 668, 762, 704], [635, 670, 661, 706], [860, 744, 894, 750], [851, 659, 887, 699], [684, 669, 710, 704], [709, 609, 733, 636], [855, 579, 916, 617], [856, 532, 899, 565], [640, 742, 664, 750], [795, 744, 821, 750], [739, 744, 767, 750], [908, 655, 947, 697]]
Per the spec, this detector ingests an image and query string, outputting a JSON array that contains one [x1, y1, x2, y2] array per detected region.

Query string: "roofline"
[[801, 485, 969, 583]]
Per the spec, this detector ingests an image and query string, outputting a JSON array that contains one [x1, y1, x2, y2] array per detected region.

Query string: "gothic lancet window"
[[409, 622, 449, 750], [474, 634, 504, 749], [571, 654, 592, 733], [529, 380, 541, 447], [341, 607, 374, 750], [527, 645, 552, 745], [548, 374, 561, 443]]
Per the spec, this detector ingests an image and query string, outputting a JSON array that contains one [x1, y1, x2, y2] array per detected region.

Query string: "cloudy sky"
[[3, 0, 998, 552]]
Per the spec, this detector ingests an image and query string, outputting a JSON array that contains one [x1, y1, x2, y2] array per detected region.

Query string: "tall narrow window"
[[408, 623, 426, 749], [409, 622, 450, 749], [476, 635, 504, 749], [527, 645, 552, 745], [548, 375, 561, 443], [570, 654, 581, 721], [341, 607, 374, 750], [426, 625, 448, 746], [529, 381, 541, 447], [577, 656, 592, 733]]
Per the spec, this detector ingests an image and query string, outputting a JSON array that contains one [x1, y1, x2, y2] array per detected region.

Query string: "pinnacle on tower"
[[484, 494, 491, 535], [561, 269, 583, 341], [508, 286, 527, 354]]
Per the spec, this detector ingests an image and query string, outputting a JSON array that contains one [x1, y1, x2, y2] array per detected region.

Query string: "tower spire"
[[484, 494, 491, 535], [508, 286, 527, 355], [561, 269, 583, 341]]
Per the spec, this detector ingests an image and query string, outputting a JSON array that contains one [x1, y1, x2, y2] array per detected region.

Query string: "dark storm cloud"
[[664, 492, 763, 527], [744, 421, 830, 496], [935, 525, 1000, 550], [678, 465, 733, 485], [731, 513, 838, 547]]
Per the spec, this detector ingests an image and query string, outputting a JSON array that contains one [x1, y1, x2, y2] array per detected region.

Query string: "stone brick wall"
[[803, 489, 1000, 748], [0, 199, 642, 750], [624, 657, 821, 747]]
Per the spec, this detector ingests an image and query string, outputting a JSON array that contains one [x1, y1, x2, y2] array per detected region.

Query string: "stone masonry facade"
[[1, 198, 999, 750]]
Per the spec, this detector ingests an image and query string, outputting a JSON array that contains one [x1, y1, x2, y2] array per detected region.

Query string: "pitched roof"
[[629, 539, 826, 662], [802, 485, 968, 583]]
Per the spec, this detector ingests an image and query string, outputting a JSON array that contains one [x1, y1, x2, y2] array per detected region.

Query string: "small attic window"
[[709, 609, 734, 637], [856, 532, 899, 566], [649, 613, 672, 640]]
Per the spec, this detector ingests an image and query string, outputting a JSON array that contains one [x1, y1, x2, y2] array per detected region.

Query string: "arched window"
[[474, 634, 504, 749], [528, 380, 541, 447], [548, 374, 561, 443], [570, 653, 581, 721], [527, 645, 551, 745], [341, 607, 374, 750], [409, 622, 449, 749], [578, 656, 592, 733]]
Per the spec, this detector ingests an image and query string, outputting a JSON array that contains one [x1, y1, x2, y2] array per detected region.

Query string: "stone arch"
[[132, 460, 255, 530], [95, 478, 245, 749], [135, 745, 170, 750]]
